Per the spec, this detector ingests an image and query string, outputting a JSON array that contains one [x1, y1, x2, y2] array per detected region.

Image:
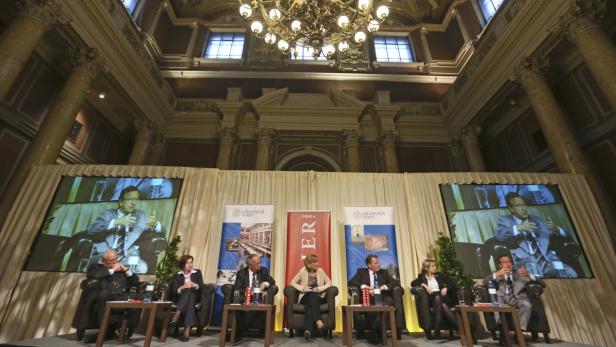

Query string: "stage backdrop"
[[211, 205, 274, 325], [344, 207, 400, 282], [0, 166, 615, 346], [285, 211, 332, 285]]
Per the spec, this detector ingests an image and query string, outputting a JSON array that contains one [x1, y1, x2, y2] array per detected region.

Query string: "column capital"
[[218, 127, 237, 144], [68, 47, 106, 77], [555, 0, 606, 41], [448, 140, 465, 157], [16, 0, 65, 26], [460, 125, 482, 139], [378, 131, 398, 147], [342, 129, 360, 148], [256, 128, 275, 144], [134, 117, 154, 132], [510, 57, 549, 88]]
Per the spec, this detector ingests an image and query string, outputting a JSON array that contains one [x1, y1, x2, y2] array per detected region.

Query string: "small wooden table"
[[95, 301, 172, 347], [341, 305, 398, 347], [455, 304, 526, 347], [218, 304, 276, 347]]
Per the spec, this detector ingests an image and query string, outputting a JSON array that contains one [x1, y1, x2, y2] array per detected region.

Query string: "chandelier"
[[238, 0, 390, 59]]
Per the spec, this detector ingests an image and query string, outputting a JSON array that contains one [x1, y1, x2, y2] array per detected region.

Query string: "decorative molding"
[[160, 70, 457, 84], [555, 0, 606, 41]]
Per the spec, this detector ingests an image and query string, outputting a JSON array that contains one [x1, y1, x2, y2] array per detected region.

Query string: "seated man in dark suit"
[[349, 254, 398, 345], [232, 254, 275, 339], [87, 249, 140, 340]]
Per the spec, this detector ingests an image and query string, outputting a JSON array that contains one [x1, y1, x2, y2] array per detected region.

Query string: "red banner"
[[285, 211, 331, 285]]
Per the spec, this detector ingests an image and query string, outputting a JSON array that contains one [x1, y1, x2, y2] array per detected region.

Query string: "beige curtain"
[[0, 166, 615, 346]]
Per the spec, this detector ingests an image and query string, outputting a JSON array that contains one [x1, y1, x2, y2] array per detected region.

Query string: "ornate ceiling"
[[169, 0, 455, 24]]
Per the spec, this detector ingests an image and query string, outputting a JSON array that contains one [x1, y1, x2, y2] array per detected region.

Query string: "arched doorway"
[[275, 149, 342, 172]]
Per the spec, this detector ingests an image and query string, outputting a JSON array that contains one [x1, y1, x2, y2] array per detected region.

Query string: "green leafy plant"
[[154, 235, 181, 290], [434, 232, 474, 288]]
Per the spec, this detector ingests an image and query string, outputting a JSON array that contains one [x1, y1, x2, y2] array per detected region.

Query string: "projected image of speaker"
[[439, 184, 593, 279], [24, 176, 183, 274]]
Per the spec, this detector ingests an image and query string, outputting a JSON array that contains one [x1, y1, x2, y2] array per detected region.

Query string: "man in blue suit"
[[495, 192, 577, 278], [86, 186, 164, 273]]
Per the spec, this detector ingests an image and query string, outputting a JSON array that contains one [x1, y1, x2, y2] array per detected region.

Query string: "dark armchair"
[[410, 286, 457, 338], [348, 285, 405, 340], [476, 282, 551, 343], [72, 279, 147, 341], [158, 282, 216, 336], [284, 286, 338, 338]]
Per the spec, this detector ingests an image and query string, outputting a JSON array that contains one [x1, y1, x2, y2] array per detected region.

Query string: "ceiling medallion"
[[238, 0, 390, 59]]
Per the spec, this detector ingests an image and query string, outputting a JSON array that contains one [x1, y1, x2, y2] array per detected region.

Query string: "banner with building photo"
[[285, 211, 331, 286], [344, 206, 400, 281], [212, 204, 274, 325]]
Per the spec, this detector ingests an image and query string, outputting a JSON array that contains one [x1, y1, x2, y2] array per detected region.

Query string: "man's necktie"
[[252, 272, 257, 288], [506, 275, 513, 295], [527, 233, 548, 270], [373, 272, 378, 288], [114, 231, 125, 260]]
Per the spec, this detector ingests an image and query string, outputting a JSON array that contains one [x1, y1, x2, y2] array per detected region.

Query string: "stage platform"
[[1, 331, 600, 347]]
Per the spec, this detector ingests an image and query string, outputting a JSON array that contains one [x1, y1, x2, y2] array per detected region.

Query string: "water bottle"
[[144, 282, 154, 303], [127, 246, 140, 272], [253, 277, 261, 305], [487, 278, 499, 306], [233, 289, 240, 304], [373, 278, 382, 306]]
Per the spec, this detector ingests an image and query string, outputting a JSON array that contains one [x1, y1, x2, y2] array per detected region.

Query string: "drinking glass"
[[457, 286, 466, 306]]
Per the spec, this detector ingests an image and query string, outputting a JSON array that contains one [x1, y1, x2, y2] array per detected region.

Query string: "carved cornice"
[[555, 0, 606, 41], [176, 98, 220, 113], [16, 0, 66, 26]]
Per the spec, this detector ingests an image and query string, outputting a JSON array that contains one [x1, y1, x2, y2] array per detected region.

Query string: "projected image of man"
[[87, 186, 163, 273], [495, 192, 577, 278]]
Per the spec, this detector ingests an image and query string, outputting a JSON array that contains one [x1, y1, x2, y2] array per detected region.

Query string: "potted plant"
[[154, 235, 181, 300], [434, 233, 475, 303]]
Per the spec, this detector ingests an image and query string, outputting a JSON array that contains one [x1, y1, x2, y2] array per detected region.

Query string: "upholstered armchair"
[[476, 283, 551, 343], [283, 286, 338, 338]]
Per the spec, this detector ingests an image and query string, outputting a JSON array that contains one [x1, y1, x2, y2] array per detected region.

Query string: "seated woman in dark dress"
[[169, 254, 204, 342], [289, 254, 332, 341], [411, 259, 457, 339]]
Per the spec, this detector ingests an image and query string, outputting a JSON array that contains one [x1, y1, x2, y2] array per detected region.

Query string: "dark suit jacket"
[[170, 269, 205, 302], [86, 263, 140, 294], [349, 268, 398, 295], [232, 266, 275, 295]]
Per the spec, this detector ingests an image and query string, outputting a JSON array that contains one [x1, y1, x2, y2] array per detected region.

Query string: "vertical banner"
[[285, 211, 332, 285], [344, 206, 400, 281], [212, 205, 274, 325]]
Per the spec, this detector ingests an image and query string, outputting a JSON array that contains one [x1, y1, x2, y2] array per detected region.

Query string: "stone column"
[[127, 118, 154, 165], [145, 131, 166, 165], [514, 57, 616, 248], [216, 127, 236, 170], [0, 0, 59, 100], [343, 129, 361, 172], [0, 47, 101, 226], [380, 132, 400, 173], [460, 126, 486, 171], [255, 128, 274, 170], [558, 0, 616, 113], [448, 139, 469, 172]]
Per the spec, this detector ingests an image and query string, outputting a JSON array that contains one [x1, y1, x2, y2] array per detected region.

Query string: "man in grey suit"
[[86, 186, 163, 273], [495, 192, 577, 278], [485, 254, 534, 331]]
